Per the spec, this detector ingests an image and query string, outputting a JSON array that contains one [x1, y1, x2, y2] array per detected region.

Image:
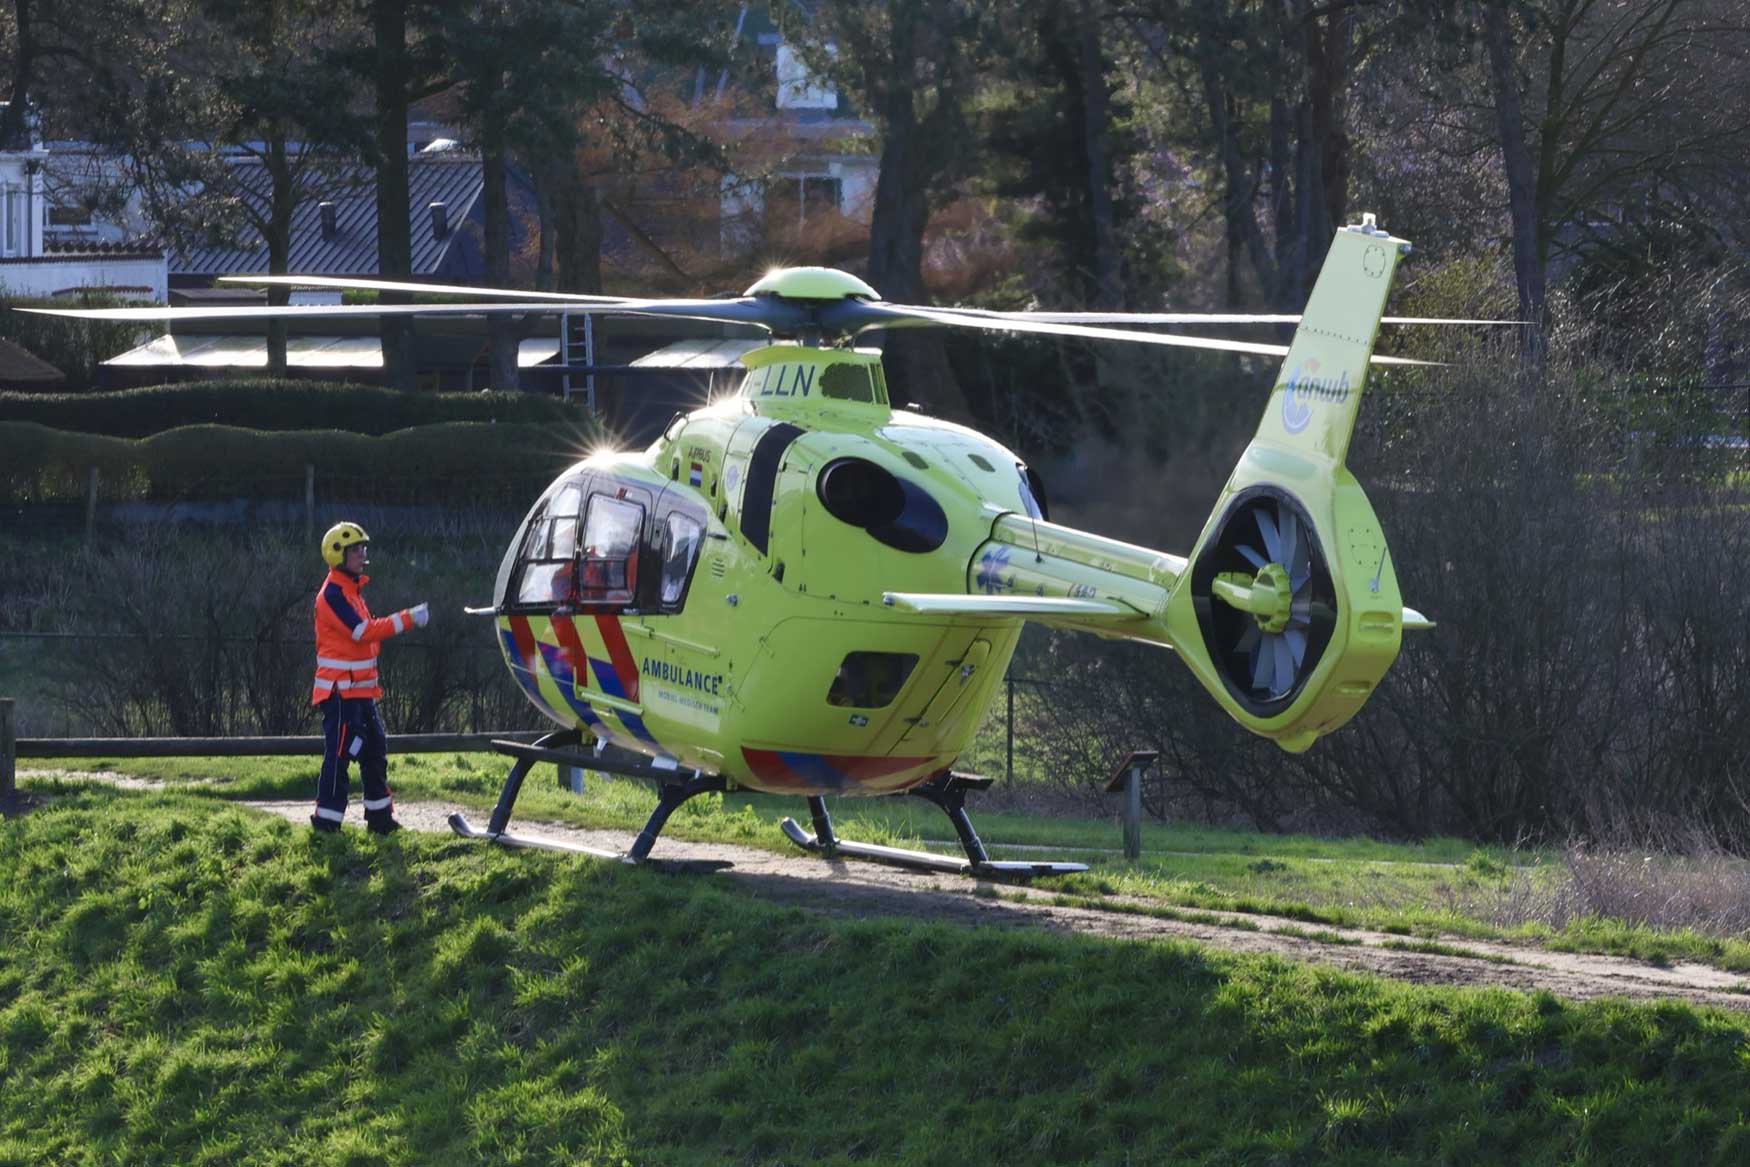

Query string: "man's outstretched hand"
[[411, 602, 430, 628]]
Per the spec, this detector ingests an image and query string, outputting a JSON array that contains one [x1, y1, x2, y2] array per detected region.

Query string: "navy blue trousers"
[[313, 693, 393, 826]]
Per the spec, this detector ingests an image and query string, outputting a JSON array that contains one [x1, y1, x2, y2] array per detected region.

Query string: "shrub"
[[0, 293, 160, 391], [0, 419, 595, 507], [26, 525, 545, 736], [1004, 357, 1750, 844], [0, 380, 583, 436]]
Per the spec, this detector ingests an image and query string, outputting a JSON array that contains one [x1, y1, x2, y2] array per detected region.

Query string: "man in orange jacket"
[[311, 521, 428, 835]]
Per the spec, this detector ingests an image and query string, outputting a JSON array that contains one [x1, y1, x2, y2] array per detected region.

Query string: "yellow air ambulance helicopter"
[[35, 215, 1457, 876]]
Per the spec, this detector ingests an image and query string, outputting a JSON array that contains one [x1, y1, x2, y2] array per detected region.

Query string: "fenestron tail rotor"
[[1203, 490, 1337, 706]]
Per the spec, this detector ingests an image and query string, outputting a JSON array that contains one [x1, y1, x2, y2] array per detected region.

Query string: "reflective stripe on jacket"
[[312, 568, 414, 703]]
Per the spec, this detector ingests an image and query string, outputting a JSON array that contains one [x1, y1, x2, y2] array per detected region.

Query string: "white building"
[[0, 105, 166, 301], [714, 8, 879, 253]]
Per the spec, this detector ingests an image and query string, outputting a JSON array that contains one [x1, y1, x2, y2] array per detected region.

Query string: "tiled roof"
[[175, 156, 484, 276], [43, 239, 163, 258]]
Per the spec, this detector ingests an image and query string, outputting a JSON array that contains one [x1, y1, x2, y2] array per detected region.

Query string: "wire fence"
[[0, 624, 542, 741], [1, 626, 1078, 793]]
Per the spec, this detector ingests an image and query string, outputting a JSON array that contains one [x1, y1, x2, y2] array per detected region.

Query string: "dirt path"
[[238, 798, 1750, 1013]]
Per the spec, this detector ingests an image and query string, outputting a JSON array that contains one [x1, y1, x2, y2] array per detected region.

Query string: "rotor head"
[[745, 267, 879, 301]]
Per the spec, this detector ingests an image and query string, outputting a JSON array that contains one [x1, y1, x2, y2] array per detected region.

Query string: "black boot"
[[366, 816, 401, 836], [311, 815, 342, 834]]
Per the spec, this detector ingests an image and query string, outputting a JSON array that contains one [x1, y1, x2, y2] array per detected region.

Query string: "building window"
[[801, 176, 842, 219], [765, 174, 843, 231], [4, 190, 17, 255], [775, 42, 837, 110]]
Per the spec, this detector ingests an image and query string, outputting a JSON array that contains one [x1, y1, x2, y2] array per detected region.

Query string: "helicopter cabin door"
[[896, 637, 993, 747]]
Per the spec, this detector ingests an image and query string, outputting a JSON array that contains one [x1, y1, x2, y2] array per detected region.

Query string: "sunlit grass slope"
[[39, 756, 1750, 972], [5, 791, 1750, 1165]]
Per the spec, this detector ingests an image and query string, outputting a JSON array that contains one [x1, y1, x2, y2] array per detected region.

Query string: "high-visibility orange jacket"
[[312, 569, 415, 703]]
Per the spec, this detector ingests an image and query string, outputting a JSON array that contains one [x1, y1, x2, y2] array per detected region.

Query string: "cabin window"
[[826, 651, 919, 709], [820, 363, 875, 403], [513, 484, 584, 606], [577, 493, 645, 608], [659, 511, 705, 608], [1019, 464, 1049, 520]]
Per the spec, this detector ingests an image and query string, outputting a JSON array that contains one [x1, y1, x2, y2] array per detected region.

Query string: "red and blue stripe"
[[741, 749, 934, 795]]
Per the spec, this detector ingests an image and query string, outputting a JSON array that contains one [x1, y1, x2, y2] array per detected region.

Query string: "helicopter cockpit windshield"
[[505, 467, 708, 616], [513, 483, 583, 607]]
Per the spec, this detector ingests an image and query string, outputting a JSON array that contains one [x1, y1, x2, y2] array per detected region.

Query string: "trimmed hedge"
[[0, 420, 594, 506], [0, 294, 157, 391], [0, 379, 583, 436]]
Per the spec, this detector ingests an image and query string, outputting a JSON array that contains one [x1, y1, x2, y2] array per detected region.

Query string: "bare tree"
[[796, 0, 991, 415], [1121, 0, 1384, 309], [1476, 0, 1750, 335]]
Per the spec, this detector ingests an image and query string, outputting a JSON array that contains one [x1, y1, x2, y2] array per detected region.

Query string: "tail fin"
[[1261, 215, 1407, 467], [1163, 216, 1413, 752]]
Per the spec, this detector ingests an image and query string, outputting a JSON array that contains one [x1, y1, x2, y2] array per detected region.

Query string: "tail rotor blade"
[[1294, 538, 1311, 592], [1251, 636, 1273, 692], [1236, 622, 1260, 656], [1255, 508, 1282, 564], [1272, 637, 1294, 696]]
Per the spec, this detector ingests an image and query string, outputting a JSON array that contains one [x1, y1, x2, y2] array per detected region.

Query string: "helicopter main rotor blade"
[[830, 300, 1440, 367], [930, 307, 1524, 326], [220, 274, 632, 303], [19, 301, 614, 323], [19, 296, 799, 332]]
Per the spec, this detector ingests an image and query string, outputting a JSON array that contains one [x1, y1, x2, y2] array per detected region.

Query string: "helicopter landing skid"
[[448, 730, 731, 865], [446, 811, 625, 860], [779, 775, 1088, 879]]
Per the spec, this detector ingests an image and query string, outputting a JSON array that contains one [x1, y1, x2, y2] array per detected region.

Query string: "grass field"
[[5, 791, 1750, 1165], [23, 752, 1750, 974]]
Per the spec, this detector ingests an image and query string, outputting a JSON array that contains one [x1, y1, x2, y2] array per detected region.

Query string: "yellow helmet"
[[321, 521, 370, 568]]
